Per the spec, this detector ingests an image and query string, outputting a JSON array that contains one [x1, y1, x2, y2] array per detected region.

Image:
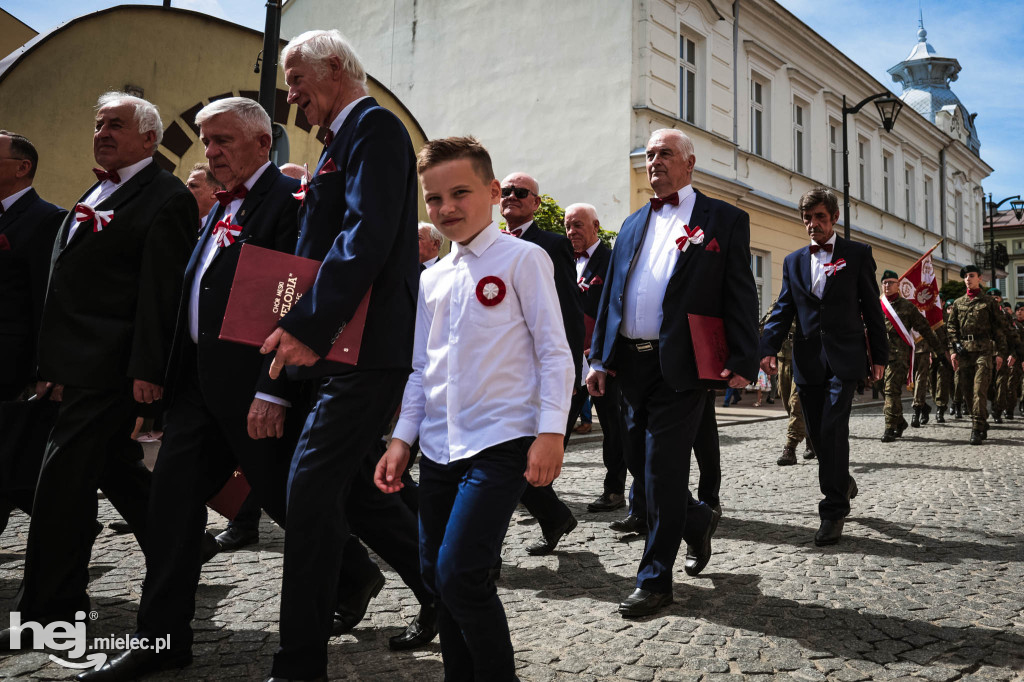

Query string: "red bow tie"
[[649, 193, 680, 211], [215, 186, 248, 206], [574, 250, 590, 260], [93, 167, 121, 184], [502, 228, 523, 238], [323, 129, 334, 147], [809, 242, 834, 254]]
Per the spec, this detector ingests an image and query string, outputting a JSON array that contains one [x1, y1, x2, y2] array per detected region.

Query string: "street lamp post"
[[841, 93, 904, 240], [258, 0, 283, 121], [986, 194, 1024, 286]]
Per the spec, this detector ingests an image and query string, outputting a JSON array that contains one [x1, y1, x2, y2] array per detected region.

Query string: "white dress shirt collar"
[[509, 219, 534, 237], [1, 186, 32, 212], [453, 221, 500, 261], [811, 231, 838, 252], [102, 156, 153, 194], [326, 95, 371, 139]]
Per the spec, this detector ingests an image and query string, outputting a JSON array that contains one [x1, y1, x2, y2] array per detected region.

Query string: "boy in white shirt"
[[375, 137, 573, 680]]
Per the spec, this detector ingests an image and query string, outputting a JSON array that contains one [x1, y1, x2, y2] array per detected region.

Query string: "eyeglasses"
[[0, 157, 27, 162], [500, 186, 537, 199]]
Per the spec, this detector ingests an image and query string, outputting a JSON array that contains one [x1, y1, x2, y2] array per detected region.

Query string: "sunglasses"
[[501, 186, 537, 199]]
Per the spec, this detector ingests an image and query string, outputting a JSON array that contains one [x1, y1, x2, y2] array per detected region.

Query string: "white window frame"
[[750, 249, 770, 315], [858, 137, 870, 201], [750, 74, 769, 158], [1016, 264, 1024, 298], [793, 98, 809, 175], [904, 165, 915, 223], [955, 191, 964, 242], [678, 29, 700, 126], [923, 175, 933, 231], [828, 120, 840, 188], [882, 152, 894, 213]]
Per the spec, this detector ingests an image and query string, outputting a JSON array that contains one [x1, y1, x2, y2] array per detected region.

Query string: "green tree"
[[500, 194, 618, 248], [939, 278, 966, 303]]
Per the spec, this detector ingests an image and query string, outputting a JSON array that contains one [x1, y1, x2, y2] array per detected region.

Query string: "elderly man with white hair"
[[258, 29, 422, 681], [418, 221, 443, 268], [0, 92, 197, 652]]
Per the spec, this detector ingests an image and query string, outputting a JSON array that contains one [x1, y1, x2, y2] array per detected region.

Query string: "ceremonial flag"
[[898, 240, 944, 336]]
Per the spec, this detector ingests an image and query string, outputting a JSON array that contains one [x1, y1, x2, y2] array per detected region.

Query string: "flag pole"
[[898, 239, 943, 281]]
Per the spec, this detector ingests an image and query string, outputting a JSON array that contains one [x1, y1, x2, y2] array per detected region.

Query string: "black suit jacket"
[[37, 161, 198, 390], [591, 190, 760, 390], [165, 164, 299, 408], [278, 97, 419, 378], [759, 235, 888, 384], [0, 189, 65, 386], [519, 222, 585, 386], [578, 242, 610, 355]]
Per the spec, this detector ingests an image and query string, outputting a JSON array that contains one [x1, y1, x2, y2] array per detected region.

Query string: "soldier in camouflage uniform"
[[1015, 303, 1024, 414], [996, 301, 1024, 420], [928, 308, 954, 422], [946, 265, 1007, 445], [776, 319, 810, 465], [911, 338, 933, 427], [987, 289, 1013, 423], [879, 270, 943, 442]]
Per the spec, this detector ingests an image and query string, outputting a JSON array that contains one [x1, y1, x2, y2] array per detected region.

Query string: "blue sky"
[[6, 0, 1022, 203]]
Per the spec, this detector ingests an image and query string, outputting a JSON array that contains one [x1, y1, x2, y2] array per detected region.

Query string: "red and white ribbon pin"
[[824, 259, 847, 276], [213, 213, 241, 248], [74, 203, 114, 232], [292, 163, 309, 201], [674, 224, 704, 252]]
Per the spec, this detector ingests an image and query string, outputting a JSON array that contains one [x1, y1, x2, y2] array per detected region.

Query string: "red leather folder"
[[688, 313, 728, 381], [207, 468, 250, 520], [219, 244, 370, 365]]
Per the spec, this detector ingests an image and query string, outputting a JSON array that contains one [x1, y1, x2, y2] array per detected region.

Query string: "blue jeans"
[[419, 439, 531, 682], [722, 387, 740, 406]]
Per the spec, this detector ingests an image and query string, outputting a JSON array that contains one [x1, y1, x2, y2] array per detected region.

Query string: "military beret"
[[945, 299, 955, 307], [1016, 302, 1024, 310], [881, 270, 899, 281], [959, 264, 980, 277], [1002, 302, 1012, 309], [987, 287, 1002, 296]]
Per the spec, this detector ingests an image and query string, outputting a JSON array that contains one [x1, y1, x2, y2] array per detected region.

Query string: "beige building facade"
[[282, 0, 992, 314]]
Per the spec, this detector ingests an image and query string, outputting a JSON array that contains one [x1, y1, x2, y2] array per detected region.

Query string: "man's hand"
[[722, 369, 750, 388], [995, 355, 1003, 372], [586, 368, 606, 397], [375, 439, 412, 494], [951, 352, 959, 372], [133, 379, 163, 404], [871, 364, 885, 382], [247, 398, 286, 439], [35, 381, 64, 401], [760, 356, 778, 376], [1008, 355, 1016, 368], [261, 328, 320, 379], [525, 433, 564, 487]]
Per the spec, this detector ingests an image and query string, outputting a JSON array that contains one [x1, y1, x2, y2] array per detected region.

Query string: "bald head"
[[645, 128, 696, 197], [280, 163, 307, 181], [565, 203, 600, 253], [499, 171, 541, 229]]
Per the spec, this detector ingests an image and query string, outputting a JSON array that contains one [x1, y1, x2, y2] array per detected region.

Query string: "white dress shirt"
[[1, 186, 31, 212], [421, 255, 440, 269], [619, 184, 696, 340], [810, 232, 837, 299], [392, 222, 574, 465], [574, 239, 599, 280], [67, 157, 153, 242]]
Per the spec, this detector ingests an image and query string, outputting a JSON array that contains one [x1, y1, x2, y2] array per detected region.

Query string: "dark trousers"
[[797, 373, 856, 520], [616, 349, 713, 593], [626, 390, 720, 517], [229, 492, 263, 532], [563, 379, 628, 496], [419, 439, 530, 682], [519, 483, 572, 538], [15, 384, 150, 623], [272, 369, 409, 679]]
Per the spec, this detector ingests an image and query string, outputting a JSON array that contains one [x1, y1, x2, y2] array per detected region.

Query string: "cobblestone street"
[[2, 399, 1022, 681]]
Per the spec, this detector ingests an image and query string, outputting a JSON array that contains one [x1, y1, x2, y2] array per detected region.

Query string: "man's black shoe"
[[609, 514, 647, 535], [332, 568, 385, 635], [814, 519, 845, 546], [970, 429, 983, 445], [936, 407, 946, 423], [388, 604, 438, 651], [75, 648, 193, 681], [1006, 408, 1015, 420], [993, 412, 1003, 424], [215, 526, 259, 551], [896, 417, 909, 437], [920, 404, 930, 424], [777, 444, 797, 466], [0, 625, 37, 652], [107, 521, 133, 534], [526, 515, 578, 555], [587, 492, 626, 513], [200, 531, 220, 565], [910, 408, 921, 428], [618, 588, 672, 618], [684, 505, 720, 577], [953, 403, 963, 419], [880, 429, 896, 443], [981, 427, 988, 440], [803, 446, 816, 460], [848, 476, 858, 501]]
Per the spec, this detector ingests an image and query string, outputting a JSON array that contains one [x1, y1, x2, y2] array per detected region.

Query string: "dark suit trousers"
[[616, 350, 713, 592], [564, 379, 628, 496], [797, 372, 856, 520], [15, 385, 150, 623], [418, 439, 530, 682], [272, 369, 409, 679]]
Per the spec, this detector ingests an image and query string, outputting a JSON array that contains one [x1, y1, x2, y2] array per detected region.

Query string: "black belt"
[[618, 335, 659, 353]]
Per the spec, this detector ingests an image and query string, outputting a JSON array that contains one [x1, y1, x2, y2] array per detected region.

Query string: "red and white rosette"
[[674, 224, 704, 252], [74, 203, 114, 232], [212, 213, 241, 248], [578, 275, 590, 292], [292, 163, 309, 202], [824, 258, 846, 277], [476, 276, 506, 306]]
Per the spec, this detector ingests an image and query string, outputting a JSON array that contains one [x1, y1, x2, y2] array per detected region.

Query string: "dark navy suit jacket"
[[579, 242, 610, 355], [279, 97, 419, 377], [759, 235, 888, 384], [165, 164, 299, 408], [519, 223, 584, 386], [591, 189, 760, 390], [0, 188, 65, 387]]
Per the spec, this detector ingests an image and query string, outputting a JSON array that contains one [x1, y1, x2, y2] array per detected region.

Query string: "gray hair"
[[195, 97, 272, 138], [649, 128, 694, 160], [419, 221, 443, 246], [96, 91, 164, 148], [282, 29, 367, 89], [564, 203, 598, 222]]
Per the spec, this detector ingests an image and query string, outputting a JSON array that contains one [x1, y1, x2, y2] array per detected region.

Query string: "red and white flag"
[[898, 240, 944, 335]]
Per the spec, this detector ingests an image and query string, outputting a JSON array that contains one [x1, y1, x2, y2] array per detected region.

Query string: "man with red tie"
[[587, 129, 758, 617], [1, 92, 197, 652], [499, 172, 583, 556], [759, 187, 887, 546]]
